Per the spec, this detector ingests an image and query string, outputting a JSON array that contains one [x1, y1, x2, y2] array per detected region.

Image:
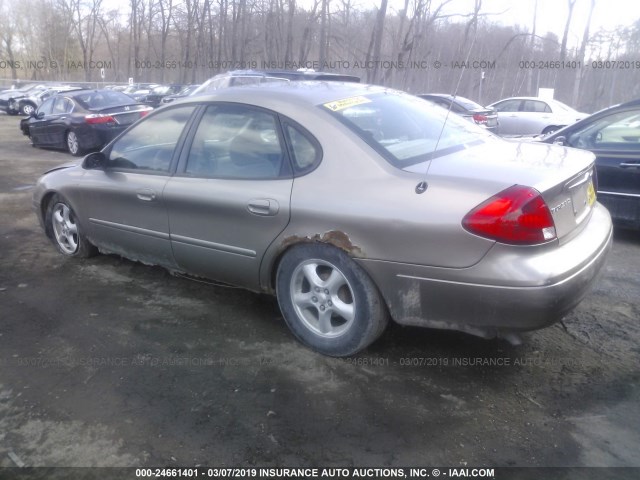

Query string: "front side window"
[[52, 98, 72, 115], [108, 106, 196, 172], [568, 109, 640, 150], [185, 104, 286, 179], [37, 98, 55, 116], [324, 92, 489, 169]]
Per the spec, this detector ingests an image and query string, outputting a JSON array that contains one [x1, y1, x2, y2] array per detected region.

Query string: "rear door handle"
[[247, 198, 279, 216], [136, 189, 157, 202], [619, 162, 640, 169]]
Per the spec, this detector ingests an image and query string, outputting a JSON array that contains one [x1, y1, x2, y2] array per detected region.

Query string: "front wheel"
[[66, 131, 84, 157], [45, 194, 97, 257], [20, 103, 35, 116], [276, 243, 388, 356]]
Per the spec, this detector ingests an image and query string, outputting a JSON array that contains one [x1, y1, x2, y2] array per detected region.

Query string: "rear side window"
[[108, 106, 196, 172], [494, 100, 521, 112], [283, 122, 321, 175], [185, 104, 287, 179], [522, 100, 551, 113]]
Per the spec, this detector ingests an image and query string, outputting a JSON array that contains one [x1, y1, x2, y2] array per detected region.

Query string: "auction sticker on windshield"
[[323, 96, 372, 112]]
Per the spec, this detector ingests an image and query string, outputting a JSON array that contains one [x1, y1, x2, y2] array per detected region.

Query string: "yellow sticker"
[[587, 180, 596, 206], [323, 96, 372, 112]]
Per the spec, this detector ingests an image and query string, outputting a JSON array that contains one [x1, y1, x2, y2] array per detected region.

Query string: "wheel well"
[[41, 192, 57, 239], [268, 233, 365, 291], [542, 125, 559, 134]]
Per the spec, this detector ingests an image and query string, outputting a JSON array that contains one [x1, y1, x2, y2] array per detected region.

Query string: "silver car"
[[33, 82, 613, 356], [489, 96, 588, 136]]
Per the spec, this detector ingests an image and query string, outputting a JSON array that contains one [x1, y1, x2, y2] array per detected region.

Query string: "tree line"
[[1, 0, 638, 112]]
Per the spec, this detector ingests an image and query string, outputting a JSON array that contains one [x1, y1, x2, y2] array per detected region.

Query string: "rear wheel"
[[45, 194, 97, 258], [276, 243, 388, 356], [66, 131, 84, 157]]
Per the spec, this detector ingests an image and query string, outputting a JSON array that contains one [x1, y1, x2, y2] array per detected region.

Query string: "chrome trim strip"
[[170, 234, 256, 258], [598, 191, 640, 198], [89, 218, 170, 240]]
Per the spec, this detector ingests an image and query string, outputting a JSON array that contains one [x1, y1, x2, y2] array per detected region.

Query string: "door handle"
[[136, 189, 156, 202], [619, 162, 640, 169], [247, 198, 279, 216]]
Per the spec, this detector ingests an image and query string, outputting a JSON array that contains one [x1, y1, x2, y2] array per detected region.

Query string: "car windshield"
[[74, 91, 136, 109], [551, 100, 577, 113], [323, 92, 491, 169]]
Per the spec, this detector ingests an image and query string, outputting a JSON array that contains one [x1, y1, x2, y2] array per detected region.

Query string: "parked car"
[[21, 89, 152, 156], [488, 96, 588, 136], [9, 86, 84, 116], [191, 69, 360, 96], [122, 83, 160, 100], [417, 94, 499, 132], [161, 84, 201, 105], [0, 83, 49, 114], [542, 99, 640, 229], [32, 82, 612, 356], [136, 84, 188, 108]]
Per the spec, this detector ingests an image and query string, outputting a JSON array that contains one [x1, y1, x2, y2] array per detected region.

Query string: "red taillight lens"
[[140, 110, 150, 118], [472, 114, 488, 125], [462, 185, 557, 245], [85, 114, 115, 125]]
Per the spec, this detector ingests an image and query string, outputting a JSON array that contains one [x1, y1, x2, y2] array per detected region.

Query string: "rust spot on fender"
[[281, 230, 365, 257]]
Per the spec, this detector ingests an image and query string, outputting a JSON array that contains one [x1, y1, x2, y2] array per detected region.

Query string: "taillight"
[[140, 110, 150, 118], [462, 185, 557, 245], [85, 114, 115, 125], [472, 114, 488, 125]]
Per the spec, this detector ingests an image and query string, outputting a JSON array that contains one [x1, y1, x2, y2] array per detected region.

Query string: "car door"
[[492, 99, 523, 135], [163, 103, 295, 291], [79, 104, 198, 267], [519, 100, 553, 135], [49, 97, 74, 147], [29, 97, 56, 145], [566, 107, 640, 227]]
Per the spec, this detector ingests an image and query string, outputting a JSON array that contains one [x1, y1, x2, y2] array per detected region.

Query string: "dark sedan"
[[543, 99, 640, 229], [21, 89, 152, 156], [418, 93, 499, 132]]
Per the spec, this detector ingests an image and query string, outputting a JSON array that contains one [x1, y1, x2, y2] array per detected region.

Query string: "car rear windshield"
[[322, 92, 489, 169], [74, 91, 137, 109]]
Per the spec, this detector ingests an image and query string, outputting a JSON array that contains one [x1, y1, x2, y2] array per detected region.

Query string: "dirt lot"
[[0, 112, 639, 472]]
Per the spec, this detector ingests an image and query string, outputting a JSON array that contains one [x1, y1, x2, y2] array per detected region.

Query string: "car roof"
[[174, 81, 390, 108], [220, 69, 360, 82]]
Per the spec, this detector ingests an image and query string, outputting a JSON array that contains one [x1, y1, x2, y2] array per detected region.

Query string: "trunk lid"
[[410, 139, 597, 242]]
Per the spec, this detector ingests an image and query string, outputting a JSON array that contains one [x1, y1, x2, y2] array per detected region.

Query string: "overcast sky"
[[391, 0, 639, 47]]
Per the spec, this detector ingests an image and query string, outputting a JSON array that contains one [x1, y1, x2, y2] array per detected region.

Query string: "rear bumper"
[[358, 203, 613, 337], [76, 124, 128, 151]]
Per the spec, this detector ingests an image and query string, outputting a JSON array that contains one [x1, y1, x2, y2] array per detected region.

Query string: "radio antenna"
[[416, 31, 478, 194]]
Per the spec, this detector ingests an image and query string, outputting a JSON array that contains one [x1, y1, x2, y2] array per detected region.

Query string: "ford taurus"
[[33, 82, 613, 356]]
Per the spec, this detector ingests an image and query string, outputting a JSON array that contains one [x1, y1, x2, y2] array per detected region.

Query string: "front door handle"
[[136, 189, 157, 202], [247, 198, 279, 216]]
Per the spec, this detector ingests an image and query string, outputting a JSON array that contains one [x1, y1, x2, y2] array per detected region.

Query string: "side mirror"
[[553, 136, 566, 146], [82, 151, 107, 170]]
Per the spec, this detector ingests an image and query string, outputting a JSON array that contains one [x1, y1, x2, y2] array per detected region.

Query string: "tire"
[[45, 194, 97, 258], [276, 243, 389, 356], [20, 103, 35, 116], [66, 130, 84, 157]]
